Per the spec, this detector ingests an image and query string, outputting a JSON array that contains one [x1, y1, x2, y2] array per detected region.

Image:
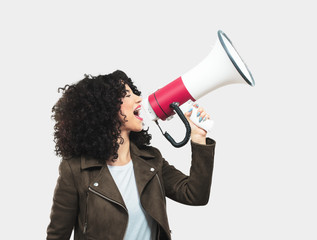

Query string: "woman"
[[47, 70, 216, 240]]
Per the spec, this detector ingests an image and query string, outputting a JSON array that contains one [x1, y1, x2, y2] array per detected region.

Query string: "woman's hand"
[[184, 103, 210, 145]]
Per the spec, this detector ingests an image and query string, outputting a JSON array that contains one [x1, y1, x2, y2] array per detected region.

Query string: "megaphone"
[[143, 30, 255, 147]]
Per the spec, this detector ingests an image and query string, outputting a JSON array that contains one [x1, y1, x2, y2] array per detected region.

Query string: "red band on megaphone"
[[148, 77, 195, 120]]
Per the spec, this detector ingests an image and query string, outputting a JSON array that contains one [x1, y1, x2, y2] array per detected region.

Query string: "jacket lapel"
[[89, 165, 127, 209], [130, 142, 158, 196], [132, 154, 157, 196], [81, 156, 126, 210], [131, 144, 171, 239]]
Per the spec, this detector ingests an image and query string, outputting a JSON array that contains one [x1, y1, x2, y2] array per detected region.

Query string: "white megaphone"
[[143, 30, 255, 147]]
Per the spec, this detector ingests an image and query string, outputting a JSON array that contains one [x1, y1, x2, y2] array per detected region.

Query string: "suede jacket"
[[47, 138, 216, 240]]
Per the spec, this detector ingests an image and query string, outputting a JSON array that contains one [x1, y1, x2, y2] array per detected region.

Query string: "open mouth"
[[133, 105, 143, 121]]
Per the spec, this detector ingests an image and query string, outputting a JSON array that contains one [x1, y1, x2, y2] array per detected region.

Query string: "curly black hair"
[[51, 70, 151, 162]]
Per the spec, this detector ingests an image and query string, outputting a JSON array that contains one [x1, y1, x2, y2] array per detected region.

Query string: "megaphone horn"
[[144, 30, 255, 147]]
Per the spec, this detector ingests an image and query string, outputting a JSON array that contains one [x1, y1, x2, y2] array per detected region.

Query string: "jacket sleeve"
[[47, 160, 78, 240], [162, 138, 216, 206]]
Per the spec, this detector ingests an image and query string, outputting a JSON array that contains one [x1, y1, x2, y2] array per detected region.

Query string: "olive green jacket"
[[47, 138, 216, 240]]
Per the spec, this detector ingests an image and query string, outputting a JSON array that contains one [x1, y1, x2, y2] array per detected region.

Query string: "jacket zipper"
[[83, 192, 89, 234], [88, 187, 129, 238], [155, 174, 172, 238], [156, 174, 164, 199], [88, 187, 128, 212]]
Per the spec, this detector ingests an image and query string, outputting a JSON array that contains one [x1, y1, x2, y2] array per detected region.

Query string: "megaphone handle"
[[163, 102, 191, 148]]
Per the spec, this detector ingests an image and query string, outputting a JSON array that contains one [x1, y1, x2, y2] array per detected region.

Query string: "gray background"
[[1, 0, 316, 239]]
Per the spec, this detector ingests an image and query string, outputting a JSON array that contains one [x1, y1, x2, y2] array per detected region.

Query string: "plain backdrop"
[[1, 0, 316, 239]]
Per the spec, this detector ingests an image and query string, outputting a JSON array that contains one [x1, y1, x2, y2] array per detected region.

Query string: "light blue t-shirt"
[[108, 160, 157, 240]]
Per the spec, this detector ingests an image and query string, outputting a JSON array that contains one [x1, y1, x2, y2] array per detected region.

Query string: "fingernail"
[[199, 117, 203, 122], [188, 108, 193, 112], [195, 104, 199, 108], [203, 117, 207, 122], [197, 112, 201, 117]]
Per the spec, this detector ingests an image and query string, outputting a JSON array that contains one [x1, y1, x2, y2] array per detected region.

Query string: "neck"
[[107, 130, 131, 166]]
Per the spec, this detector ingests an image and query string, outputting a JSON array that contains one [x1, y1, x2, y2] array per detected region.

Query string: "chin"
[[123, 118, 143, 133], [133, 126, 143, 132], [125, 125, 143, 133]]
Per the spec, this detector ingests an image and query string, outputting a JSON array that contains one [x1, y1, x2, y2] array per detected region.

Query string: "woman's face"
[[119, 84, 143, 133]]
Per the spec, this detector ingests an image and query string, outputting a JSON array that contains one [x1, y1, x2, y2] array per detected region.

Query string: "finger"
[[184, 107, 193, 117], [198, 112, 207, 123], [199, 111, 207, 118], [195, 107, 206, 123], [195, 107, 204, 118], [193, 103, 199, 108], [203, 114, 211, 122]]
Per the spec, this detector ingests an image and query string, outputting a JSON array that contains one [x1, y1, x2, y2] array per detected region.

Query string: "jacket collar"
[[80, 156, 104, 169], [130, 142, 156, 159]]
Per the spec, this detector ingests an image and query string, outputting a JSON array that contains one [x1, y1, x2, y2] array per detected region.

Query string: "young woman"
[[47, 70, 216, 240]]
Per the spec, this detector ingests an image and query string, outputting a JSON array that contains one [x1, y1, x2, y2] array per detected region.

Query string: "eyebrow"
[[125, 89, 131, 93]]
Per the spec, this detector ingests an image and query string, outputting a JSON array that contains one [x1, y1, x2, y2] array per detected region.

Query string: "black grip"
[[163, 102, 191, 148]]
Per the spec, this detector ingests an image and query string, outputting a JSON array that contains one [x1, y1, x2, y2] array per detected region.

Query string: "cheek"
[[120, 107, 130, 118], [120, 101, 133, 114], [120, 103, 128, 114], [119, 106, 133, 121]]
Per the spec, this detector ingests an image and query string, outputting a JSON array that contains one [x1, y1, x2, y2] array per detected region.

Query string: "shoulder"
[[57, 156, 83, 182], [131, 143, 165, 171], [61, 156, 81, 169], [58, 156, 103, 191], [141, 145, 163, 158]]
